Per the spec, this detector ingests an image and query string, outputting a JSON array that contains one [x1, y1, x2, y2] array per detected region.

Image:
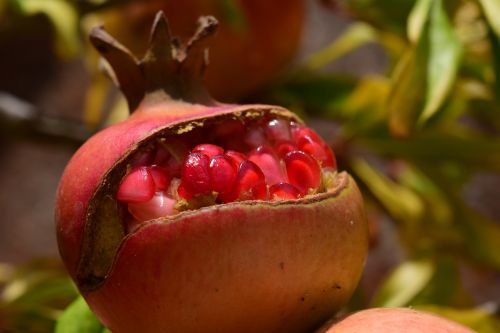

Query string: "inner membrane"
[[117, 116, 337, 232]]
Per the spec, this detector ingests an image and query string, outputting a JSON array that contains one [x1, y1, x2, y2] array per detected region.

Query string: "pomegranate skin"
[[55, 13, 369, 333], [317, 308, 476, 333], [84, 173, 367, 333]]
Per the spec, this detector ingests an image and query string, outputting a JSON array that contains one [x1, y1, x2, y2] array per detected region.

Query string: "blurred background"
[[0, 0, 499, 332]]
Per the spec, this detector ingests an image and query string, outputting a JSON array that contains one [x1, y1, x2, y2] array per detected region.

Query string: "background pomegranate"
[[316, 308, 476, 333], [55, 12, 368, 333], [84, 0, 304, 102]]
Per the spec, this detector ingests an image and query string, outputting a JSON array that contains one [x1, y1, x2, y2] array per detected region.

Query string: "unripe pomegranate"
[[55, 13, 368, 333], [316, 308, 476, 333]]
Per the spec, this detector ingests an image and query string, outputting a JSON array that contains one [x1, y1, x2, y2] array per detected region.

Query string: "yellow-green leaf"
[[371, 259, 435, 307], [55, 297, 105, 333], [478, 0, 500, 38], [302, 22, 377, 72]]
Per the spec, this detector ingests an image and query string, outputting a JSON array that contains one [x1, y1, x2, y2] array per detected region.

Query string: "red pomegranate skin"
[[317, 308, 476, 333], [55, 13, 368, 333]]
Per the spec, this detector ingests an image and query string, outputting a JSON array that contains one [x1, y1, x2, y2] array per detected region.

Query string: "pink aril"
[[209, 155, 237, 203], [179, 152, 211, 198], [284, 151, 321, 195], [244, 125, 268, 148], [265, 118, 291, 143], [117, 167, 155, 203], [192, 143, 224, 159], [149, 166, 171, 191], [248, 145, 286, 186], [128, 192, 177, 222], [269, 183, 302, 200], [234, 160, 268, 200]]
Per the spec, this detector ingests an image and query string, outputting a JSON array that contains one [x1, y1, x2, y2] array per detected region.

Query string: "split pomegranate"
[[55, 13, 368, 333]]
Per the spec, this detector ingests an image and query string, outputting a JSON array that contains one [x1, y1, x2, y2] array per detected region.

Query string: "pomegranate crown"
[[90, 11, 218, 111]]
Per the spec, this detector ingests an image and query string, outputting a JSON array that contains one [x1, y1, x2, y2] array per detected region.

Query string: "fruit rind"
[[83, 172, 368, 333]]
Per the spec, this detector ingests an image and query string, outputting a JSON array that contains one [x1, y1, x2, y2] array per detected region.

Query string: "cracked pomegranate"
[[117, 117, 338, 232], [55, 12, 368, 333]]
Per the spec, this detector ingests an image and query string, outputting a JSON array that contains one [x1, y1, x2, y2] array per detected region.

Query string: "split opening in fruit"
[[116, 114, 338, 232]]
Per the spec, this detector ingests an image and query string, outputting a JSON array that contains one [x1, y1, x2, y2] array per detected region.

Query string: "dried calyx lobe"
[[117, 115, 337, 232]]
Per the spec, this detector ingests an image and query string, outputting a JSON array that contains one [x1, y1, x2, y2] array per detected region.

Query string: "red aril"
[[225, 150, 247, 167], [284, 150, 321, 194], [117, 167, 155, 203], [209, 155, 237, 203], [234, 160, 268, 200], [269, 183, 301, 199], [180, 152, 211, 197]]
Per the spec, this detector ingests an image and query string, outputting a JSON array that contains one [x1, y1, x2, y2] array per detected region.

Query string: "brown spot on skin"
[[279, 262, 285, 270]]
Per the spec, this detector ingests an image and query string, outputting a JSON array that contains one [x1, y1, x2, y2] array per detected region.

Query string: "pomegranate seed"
[[291, 123, 322, 144], [192, 144, 224, 159], [128, 192, 177, 222], [284, 151, 321, 195], [244, 125, 268, 148], [269, 183, 302, 200], [117, 167, 155, 203], [149, 166, 171, 191], [131, 149, 155, 168], [234, 160, 268, 200], [248, 145, 286, 186], [164, 156, 182, 178], [153, 146, 170, 165], [275, 142, 296, 157], [180, 152, 211, 197], [214, 119, 245, 138], [225, 150, 247, 167], [209, 155, 237, 203], [297, 136, 331, 166], [265, 118, 291, 143]]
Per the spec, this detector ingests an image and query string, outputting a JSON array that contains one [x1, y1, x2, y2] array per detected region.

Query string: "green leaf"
[[408, 0, 432, 42], [14, 0, 80, 58], [350, 158, 424, 223], [477, 0, 500, 38], [55, 297, 105, 333], [371, 259, 435, 307], [302, 22, 377, 72], [388, 0, 462, 136], [418, 0, 463, 126], [414, 305, 500, 333]]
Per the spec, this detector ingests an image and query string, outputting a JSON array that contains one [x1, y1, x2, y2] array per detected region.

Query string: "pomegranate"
[[316, 308, 476, 333], [55, 13, 368, 333], [86, 0, 304, 101]]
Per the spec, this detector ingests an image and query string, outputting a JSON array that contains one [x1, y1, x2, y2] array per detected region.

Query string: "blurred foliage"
[[0, 0, 499, 332]]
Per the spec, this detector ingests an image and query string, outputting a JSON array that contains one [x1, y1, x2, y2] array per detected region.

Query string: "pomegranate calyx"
[[89, 12, 218, 111]]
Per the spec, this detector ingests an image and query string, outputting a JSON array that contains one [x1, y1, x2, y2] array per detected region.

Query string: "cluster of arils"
[[116, 117, 337, 230]]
